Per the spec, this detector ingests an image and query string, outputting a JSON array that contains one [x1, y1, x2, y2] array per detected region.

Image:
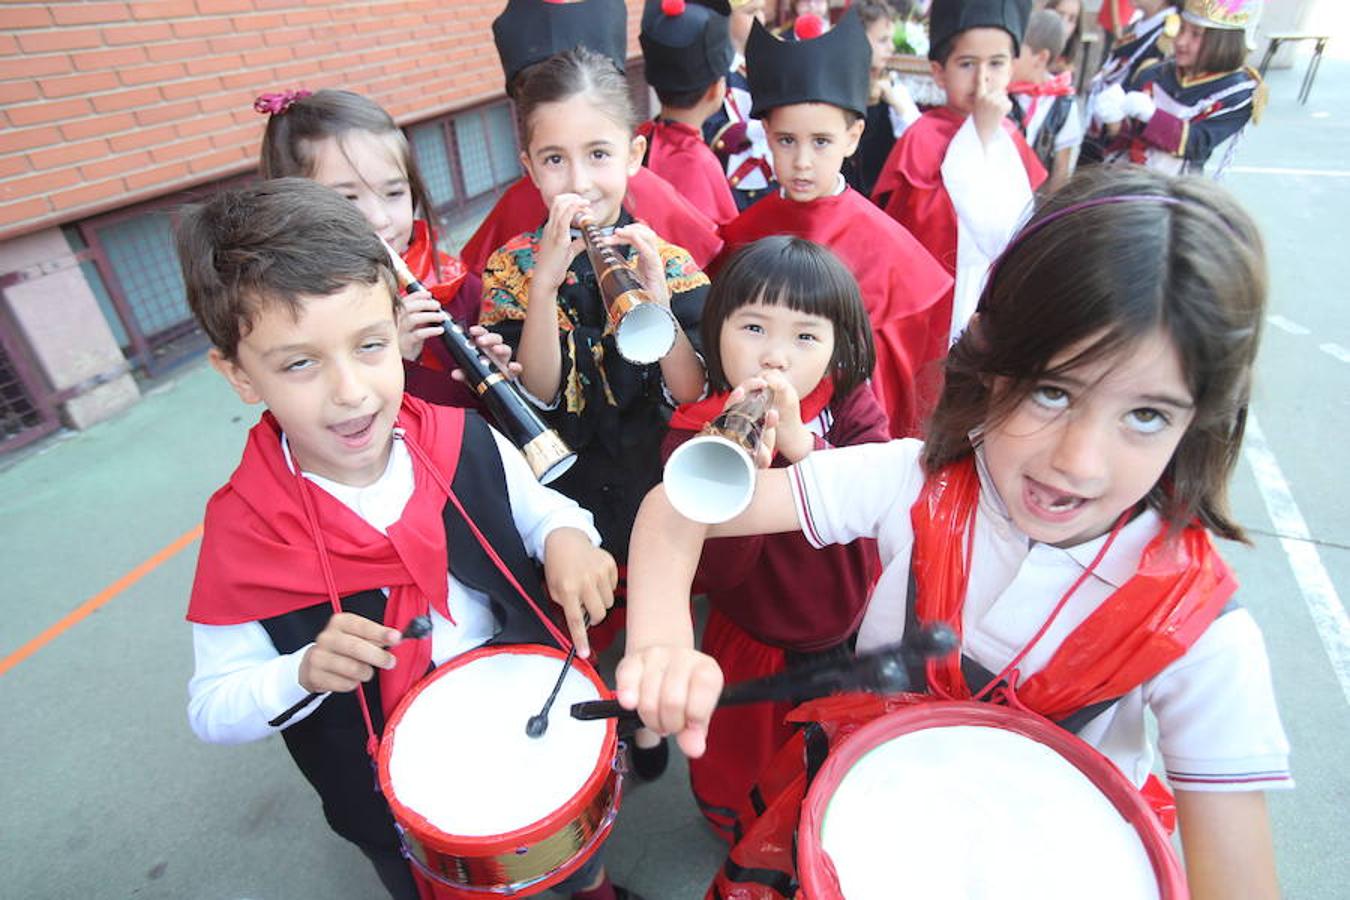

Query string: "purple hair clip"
[[253, 88, 312, 116]]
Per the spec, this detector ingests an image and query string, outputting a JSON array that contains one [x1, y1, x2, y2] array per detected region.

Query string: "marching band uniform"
[[187, 397, 601, 899], [872, 0, 1045, 378], [719, 11, 951, 438], [701, 55, 777, 209], [662, 381, 888, 840], [1081, 5, 1179, 164], [638, 0, 741, 226]]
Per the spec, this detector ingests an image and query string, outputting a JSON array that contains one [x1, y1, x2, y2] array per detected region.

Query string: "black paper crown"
[[745, 6, 871, 119], [640, 0, 736, 96], [928, 0, 1032, 61], [492, 0, 629, 94]]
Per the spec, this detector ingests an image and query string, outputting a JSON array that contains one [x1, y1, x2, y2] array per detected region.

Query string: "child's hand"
[[535, 192, 589, 296], [544, 528, 618, 658], [299, 612, 402, 694], [447, 325, 523, 383], [609, 222, 672, 310], [397, 290, 446, 361], [973, 80, 1012, 145], [759, 370, 813, 463], [615, 645, 724, 758]]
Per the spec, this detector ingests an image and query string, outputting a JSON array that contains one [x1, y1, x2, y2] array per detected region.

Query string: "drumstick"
[[525, 613, 591, 738], [267, 615, 433, 729], [570, 624, 958, 724]]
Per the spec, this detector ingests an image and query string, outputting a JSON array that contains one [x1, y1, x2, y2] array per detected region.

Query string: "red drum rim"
[[797, 701, 1187, 900], [377, 644, 619, 857]]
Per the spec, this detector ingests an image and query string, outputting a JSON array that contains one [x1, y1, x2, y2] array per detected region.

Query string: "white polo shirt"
[[789, 439, 1292, 792]]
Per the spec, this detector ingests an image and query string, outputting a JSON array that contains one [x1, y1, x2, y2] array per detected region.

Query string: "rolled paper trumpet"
[[380, 240, 577, 485], [663, 386, 774, 524], [575, 212, 678, 365]]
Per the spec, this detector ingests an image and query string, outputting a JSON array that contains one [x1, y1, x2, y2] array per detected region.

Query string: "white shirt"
[[187, 426, 599, 745], [1015, 93, 1085, 155], [939, 116, 1036, 346], [789, 439, 1292, 792]]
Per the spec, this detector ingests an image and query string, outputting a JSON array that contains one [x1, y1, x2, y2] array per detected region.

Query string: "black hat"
[[928, 0, 1032, 60], [745, 7, 871, 119], [640, 0, 735, 96], [492, 0, 629, 93]]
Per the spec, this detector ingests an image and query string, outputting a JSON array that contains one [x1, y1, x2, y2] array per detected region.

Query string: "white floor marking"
[[1229, 165, 1350, 177], [1320, 343, 1350, 365], [1244, 413, 1350, 707], [1267, 314, 1311, 335]]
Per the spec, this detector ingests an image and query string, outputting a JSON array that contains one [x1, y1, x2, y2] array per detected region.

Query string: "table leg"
[[1298, 39, 1328, 105], [1259, 39, 1280, 78]]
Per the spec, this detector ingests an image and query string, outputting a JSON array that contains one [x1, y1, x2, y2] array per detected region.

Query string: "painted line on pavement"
[[1243, 414, 1350, 707], [1267, 315, 1310, 336], [0, 523, 204, 678], [1320, 342, 1350, 365], [1229, 165, 1350, 178]]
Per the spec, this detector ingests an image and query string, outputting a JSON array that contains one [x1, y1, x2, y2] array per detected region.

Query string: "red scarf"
[[669, 376, 834, 435], [402, 221, 471, 372], [909, 458, 1237, 721], [1008, 71, 1076, 120], [189, 395, 464, 720]]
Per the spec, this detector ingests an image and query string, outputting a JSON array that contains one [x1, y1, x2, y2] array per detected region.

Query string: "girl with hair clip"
[[1100, 0, 1265, 176], [479, 46, 712, 780], [257, 88, 495, 405], [1044, 0, 1084, 74], [619, 167, 1291, 899], [661, 236, 889, 840]]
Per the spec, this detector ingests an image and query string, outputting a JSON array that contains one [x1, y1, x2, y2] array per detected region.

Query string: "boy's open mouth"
[[330, 414, 376, 446]]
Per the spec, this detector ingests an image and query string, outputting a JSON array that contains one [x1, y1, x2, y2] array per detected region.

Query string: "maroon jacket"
[[661, 384, 889, 651]]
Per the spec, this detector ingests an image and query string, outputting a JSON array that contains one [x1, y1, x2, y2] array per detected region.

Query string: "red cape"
[[871, 107, 1046, 428], [459, 167, 724, 275], [638, 119, 740, 226], [717, 187, 952, 438]]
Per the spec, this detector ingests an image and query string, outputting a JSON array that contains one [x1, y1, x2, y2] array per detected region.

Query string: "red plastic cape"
[[188, 395, 464, 717], [717, 187, 951, 437], [668, 376, 833, 433], [910, 457, 1237, 721], [638, 118, 740, 226], [459, 168, 724, 275]]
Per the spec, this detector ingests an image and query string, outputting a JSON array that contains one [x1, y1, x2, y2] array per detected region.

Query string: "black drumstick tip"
[[402, 615, 432, 640]]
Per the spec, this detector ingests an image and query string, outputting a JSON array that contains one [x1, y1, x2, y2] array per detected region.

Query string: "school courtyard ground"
[[3, 52, 1350, 900]]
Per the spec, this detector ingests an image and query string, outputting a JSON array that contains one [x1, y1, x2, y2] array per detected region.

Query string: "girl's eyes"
[[1125, 407, 1170, 434], [776, 135, 795, 147], [359, 339, 388, 353], [1030, 385, 1070, 410], [590, 148, 611, 161], [543, 154, 563, 166], [813, 137, 832, 148], [797, 332, 821, 343], [741, 323, 765, 334]]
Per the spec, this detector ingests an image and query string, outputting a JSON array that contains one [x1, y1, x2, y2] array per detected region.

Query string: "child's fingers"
[[677, 662, 724, 758], [614, 655, 643, 710], [562, 599, 591, 660]]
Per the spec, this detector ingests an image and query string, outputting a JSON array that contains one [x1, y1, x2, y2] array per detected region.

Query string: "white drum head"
[[386, 651, 607, 838], [819, 725, 1161, 900]]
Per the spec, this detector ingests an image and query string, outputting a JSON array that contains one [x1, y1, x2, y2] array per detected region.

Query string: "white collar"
[[779, 172, 848, 201]]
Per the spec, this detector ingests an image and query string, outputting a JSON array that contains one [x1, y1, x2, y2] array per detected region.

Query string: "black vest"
[[258, 412, 559, 850]]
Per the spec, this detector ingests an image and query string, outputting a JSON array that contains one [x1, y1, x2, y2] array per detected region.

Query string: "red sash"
[[910, 457, 1237, 721]]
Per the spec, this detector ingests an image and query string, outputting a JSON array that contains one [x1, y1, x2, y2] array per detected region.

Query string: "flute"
[[663, 386, 774, 524], [575, 213, 678, 365], [381, 242, 576, 485]]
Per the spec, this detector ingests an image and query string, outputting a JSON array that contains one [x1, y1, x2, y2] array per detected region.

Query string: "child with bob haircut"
[[1098, 0, 1265, 176], [662, 236, 889, 839], [256, 88, 484, 396], [718, 7, 951, 438], [619, 167, 1291, 899], [180, 178, 634, 900], [872, 0, 1046, 403]]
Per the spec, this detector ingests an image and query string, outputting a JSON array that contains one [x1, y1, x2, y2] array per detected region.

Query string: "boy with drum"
[[179, 179, 638, 900]]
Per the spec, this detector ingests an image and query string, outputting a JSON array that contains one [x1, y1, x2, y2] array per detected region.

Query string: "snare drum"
[[796, 702, 1186, 900], [377, 645, 622, 896]]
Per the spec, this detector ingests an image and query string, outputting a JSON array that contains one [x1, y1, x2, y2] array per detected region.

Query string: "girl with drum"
[[619, 167, 1291, 899]]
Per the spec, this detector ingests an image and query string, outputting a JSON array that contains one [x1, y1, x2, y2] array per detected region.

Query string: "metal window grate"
[[410, 120, 458, 207], [93, 212, 189, 339], [485, 104, 521, 187], [0, 341, 44, 442], [455, 111, 496, 198]]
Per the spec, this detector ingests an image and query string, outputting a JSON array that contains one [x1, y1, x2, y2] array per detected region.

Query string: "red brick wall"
[[0, 1, 644, 241]]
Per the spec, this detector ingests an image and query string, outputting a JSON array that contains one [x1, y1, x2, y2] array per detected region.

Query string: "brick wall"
[[0, 1, 644, 242]]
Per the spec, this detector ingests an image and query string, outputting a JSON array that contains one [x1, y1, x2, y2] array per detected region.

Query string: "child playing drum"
[[619, 168, 1291, 899], [180, 179, 638, 900]]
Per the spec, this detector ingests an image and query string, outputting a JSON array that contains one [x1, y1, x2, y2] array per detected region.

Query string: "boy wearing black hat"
[[872, 0, 1045, 389], [639, 0, 740, 225], [458, 0, 723, 276], [716, 8, 952, 438]]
